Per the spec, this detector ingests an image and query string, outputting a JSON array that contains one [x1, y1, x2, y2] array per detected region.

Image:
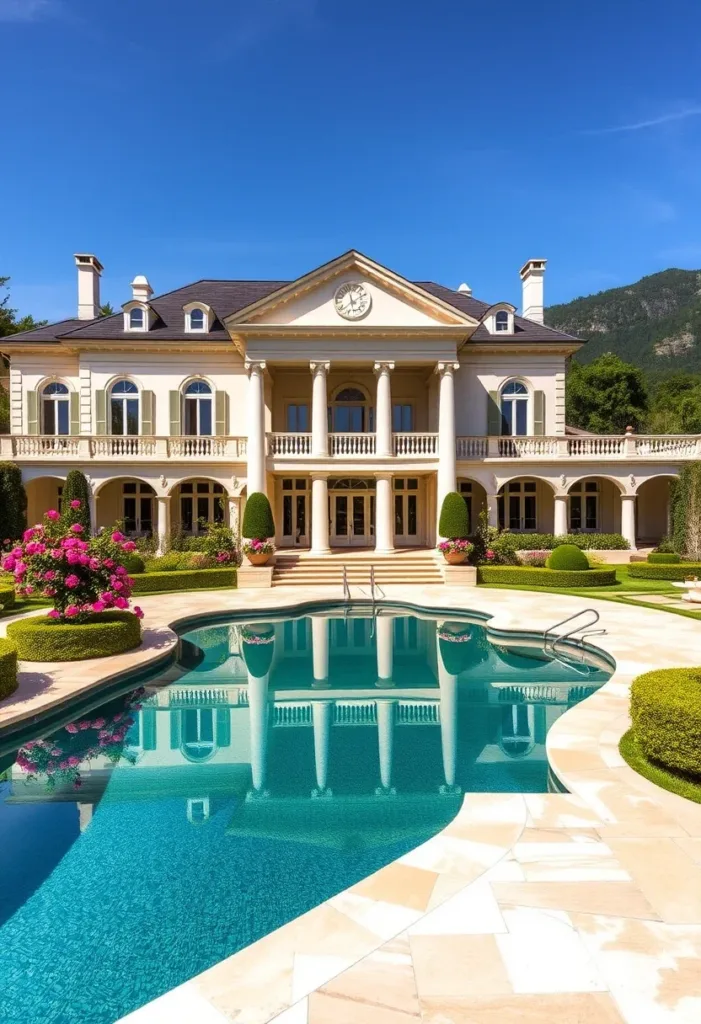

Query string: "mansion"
[[0, 249, 691, 555]]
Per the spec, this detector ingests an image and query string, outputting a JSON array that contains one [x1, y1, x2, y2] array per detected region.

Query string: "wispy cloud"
[[578, 107, 701, 136], [0, 0, 60, 22]]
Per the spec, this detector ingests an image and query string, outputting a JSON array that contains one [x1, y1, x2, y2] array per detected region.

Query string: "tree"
[[60, 470, 92, 534], [671, 463, 701, 559], [99, 303, 115, 317], [646, 372, 701, 434], [242, 492, 275, 539], [438, 492, 470, 538], [0, 277, 47, 338], [566, 353, 648, 434], [0, 462, 27, 540]]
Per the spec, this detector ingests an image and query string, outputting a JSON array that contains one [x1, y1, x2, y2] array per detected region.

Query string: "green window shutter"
[[141, 390, 154, 435], [487, 391, 501, 436], [141, 708, 157, 750], [215, 390, 229, 436], [169, 391, 181, 436], [216, 708, 231, 748], [95, 390, 107, 435], [533, 390, 545, 435], [169, 710, 182, 749], [70, 392, 80, 435], [26, 390, 39, 434]]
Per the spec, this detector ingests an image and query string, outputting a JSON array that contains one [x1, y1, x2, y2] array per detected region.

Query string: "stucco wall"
[[455, 353, 567, 436]]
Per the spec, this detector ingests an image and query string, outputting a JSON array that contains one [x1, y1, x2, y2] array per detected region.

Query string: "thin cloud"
[[0, 0, 60, 21], [578, 107, 701, 136]]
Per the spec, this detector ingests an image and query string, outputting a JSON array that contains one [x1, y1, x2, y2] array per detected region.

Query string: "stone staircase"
[[271, 550, 445, 588]]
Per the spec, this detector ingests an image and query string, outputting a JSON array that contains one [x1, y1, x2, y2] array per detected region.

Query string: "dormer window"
[[184, 302, 211, 333], [495, 310, 509, 332], [483, 303, 515, 335], [129, 308, 144, 330], [189, 308, 205, 331]]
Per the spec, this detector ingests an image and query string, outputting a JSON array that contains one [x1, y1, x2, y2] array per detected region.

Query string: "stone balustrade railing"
[[456, 434, 701, 460], [330, 433, 377, 456], [271, 699, 439, 727], [392, 433, 438, 456], [0, 435, 248, 460]]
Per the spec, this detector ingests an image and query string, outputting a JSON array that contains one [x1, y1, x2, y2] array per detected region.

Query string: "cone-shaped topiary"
[[0, 462, 27, 540], [242, 492, 275, 540], [60, 470, 92, 534], [546, 544, 590, 571], [438, 491, 470, 539]]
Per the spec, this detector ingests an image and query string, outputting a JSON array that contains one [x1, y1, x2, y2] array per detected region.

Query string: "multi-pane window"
[[110, 380, 139, 435], [189, 308, 205, 331], [179, 480, 224, 533], [42, 382, 70, 435], [129, 308, 144, 330], [458, 481, 473, 533], [394, 478, 418, 538], [392, 404, 413, 432], [569, 480, 599, 531], [122, 482, 154, 535], [500, 381, 528, 436], [329, 387, 372, 432], [286, 404, 309, 432], [184, 381, 212, 436], [281, 478, 308, 542], [495, 310, 509, 332], [498, 480, 537, 531]]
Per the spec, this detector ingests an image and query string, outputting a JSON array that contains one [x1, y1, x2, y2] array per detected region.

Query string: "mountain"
[[546, 268, 701, 373]]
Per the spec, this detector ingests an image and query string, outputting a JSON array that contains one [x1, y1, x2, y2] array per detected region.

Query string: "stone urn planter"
[[246, 552, 271, 567], [443, 551, 468, 566]]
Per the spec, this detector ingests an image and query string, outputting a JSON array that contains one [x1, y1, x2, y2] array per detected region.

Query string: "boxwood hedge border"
[[477, 565, 617, 587], [131, 567, 237, 594], [6, 611, 142, 662], [0, 638, 18, 699], [630, 667, 701, 778], [0, 585, 15, 611], [628, 562, 701, 581]]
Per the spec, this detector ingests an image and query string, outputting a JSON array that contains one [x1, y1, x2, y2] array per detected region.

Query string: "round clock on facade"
[[334, 282, 372, 320]]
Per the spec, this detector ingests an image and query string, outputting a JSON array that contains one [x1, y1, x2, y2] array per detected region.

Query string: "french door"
[[280, 478, 309, 547], [331, 492, 375, 546], [394, 478, 419, 545]]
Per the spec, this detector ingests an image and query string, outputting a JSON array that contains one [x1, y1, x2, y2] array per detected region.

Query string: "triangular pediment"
[[224, 250, 479, 330]]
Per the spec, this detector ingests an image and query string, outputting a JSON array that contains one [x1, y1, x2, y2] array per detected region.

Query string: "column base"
[[439, 783, 462, 796], [375, 678, 396, 689], [374, 546, 395, 556], [374, 785, 397, 797], [311, 787, 333, 799], [245, 788, 270, 801], [310, 547, 331, 556]]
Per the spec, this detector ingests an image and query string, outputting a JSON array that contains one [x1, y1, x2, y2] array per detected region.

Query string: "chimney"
[[131, 275, 154, 304], [519, 258, 547, 324], [74, 254, 103, 320], [457, 282, 472, 295]]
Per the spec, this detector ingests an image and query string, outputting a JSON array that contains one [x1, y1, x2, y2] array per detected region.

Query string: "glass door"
[[280, 479, 309, 547], [331, 492, 374, 546], [394, 478, 419, 546]]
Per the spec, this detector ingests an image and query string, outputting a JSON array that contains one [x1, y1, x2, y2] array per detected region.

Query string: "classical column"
[[374, 361, 395, 458], [156, 495, 171, 555], [310, 361, 330, 457], [621, 494, 637, 550], [375, 615, 394, 687], [310, 474, 330, 555], [245, 361, 267, 497], [554, 494, 568, 536], [436, 362, 460, 533], [227, 496, 240, 535], [246, 670, 270, 798], [311, 615, 330, 688], [311, 700, 334, 797], [437, 631, 460, 794], [88, 492, 97, 536], [375, 472, 394, 554], [376, 699, 397, 795]]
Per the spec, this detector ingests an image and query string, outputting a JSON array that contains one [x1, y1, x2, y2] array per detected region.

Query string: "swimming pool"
[[0, 604, 611, 1024]]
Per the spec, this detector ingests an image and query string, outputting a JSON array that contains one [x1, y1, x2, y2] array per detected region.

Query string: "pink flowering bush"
[[518, 549, 550, 568], [242, 537, 275, 557], [1, 504, 143, 623], [437, 538, 473, 557], [14, 687, 145, 790]]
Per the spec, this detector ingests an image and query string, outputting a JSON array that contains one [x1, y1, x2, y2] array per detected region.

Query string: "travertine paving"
[[3, 584, 701, 1023]]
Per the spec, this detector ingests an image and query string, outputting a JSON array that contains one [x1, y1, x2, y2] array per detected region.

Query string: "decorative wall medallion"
[[334, 282, 372, 321]]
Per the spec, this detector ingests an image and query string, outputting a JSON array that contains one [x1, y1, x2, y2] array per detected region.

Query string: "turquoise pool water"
[[0, 605, 610, 1024]]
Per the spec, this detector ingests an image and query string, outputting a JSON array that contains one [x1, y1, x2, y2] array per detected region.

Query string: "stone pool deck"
[[2, 585, 701, 1023]]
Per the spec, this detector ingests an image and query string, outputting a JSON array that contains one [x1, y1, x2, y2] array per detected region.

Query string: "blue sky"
[[3, 0, 701, 322]]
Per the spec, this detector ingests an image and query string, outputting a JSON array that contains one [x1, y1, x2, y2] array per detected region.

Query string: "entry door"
[[394, 478, 420, 546], [281, 482, 309, 547], [332, 493, 374, 546]]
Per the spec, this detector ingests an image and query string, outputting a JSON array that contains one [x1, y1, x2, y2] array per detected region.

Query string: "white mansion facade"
[[0, 249, 690, 553]]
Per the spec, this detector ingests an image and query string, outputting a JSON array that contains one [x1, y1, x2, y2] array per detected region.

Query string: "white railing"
[[330, 433, 377, 456], [456, 437, 488, 459], [11, 435, 82, 457], [91, 437, 159, 457], [392, 432, 438, 456], [635, 435, 701, 457], [0, 435, 248, 460], [455, 434, 701, 460], [268, 433, 312, 456], [567, 437, 625, 457], [499, 437, 561, 458], [271, 699, 438, 727]]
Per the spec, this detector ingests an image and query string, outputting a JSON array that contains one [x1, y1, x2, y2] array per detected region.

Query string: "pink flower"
[[43, 587, 56, 597], [14, 561, 27, 574], [485, 550, 495, 561], [100, 592, 113, 604], [92, 718, 106, 729], [22, 528, 36, 542], [79, 554, 90, 566], [114, 596, 128, 609], [47, 609, 60, 620], [12, 546, 22, 558], [50, 548, 63, 559], [66, 550, 81, 565], [115, 566, 127, 576], [67, 755, 81, 766], [79, 721, 91, 731], [62, 537, 78, 549], [112, 580, 124, 591], [65, 574, 80, 589], [2, 557, 15, 572], [103, 558, 114, 569], [133, 606, 144, 620], [113, 713, 123, 722], [24, 585, 34, 595], [122, 540, 137, 552], [46, 509, 60, 521], [70, 499, 81, 509], [43, 570, 56, 581], [70, 523, 83, 534], [65, 605, 79, 617], [111, 531, 124, 543], [51, 748, 61, 756], [91, 600, 106, 613], [89, 558, 100, 570], [65, 723, 79, 734]]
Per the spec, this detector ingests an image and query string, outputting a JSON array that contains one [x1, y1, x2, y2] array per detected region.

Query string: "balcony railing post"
[[487, 437, 500, 458], [623, 427, 636, 457], [77, 436, 92, 459], [557, 437, 569, 457]]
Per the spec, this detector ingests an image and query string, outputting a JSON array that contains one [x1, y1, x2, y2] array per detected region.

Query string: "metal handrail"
[[543, 608, 605, 656], [342, 565, 350, 603]]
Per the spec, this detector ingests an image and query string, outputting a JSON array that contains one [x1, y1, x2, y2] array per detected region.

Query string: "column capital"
[[245, 360, 267, 375], [373, 361, 395, 374], [156, 493, 172, 503], [435, 361, 460, 376], [621, 492, 637, 501], [310, 471, 330, 481], [309, 360, 330, 375]]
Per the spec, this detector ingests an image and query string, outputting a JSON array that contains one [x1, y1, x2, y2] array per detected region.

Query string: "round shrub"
[[647, 552, 681, 564], [0, 462, 27, 540], [59, 470, 92, 534], [547, 544, 590, 571], [439, 492, 470, 538], [631, 668, 701, 778], [628, 562, 701, 581], [477, 565, 616, 587], [242, 492, 275, 540], [7, 611, 142, 662], [241, 624, 275, 677], [0, 638, 18, 700], [0, 584, 16, 611], [121, 552, 145, 574]]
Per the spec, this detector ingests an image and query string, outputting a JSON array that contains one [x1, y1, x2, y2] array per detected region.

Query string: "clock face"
[[334, 282, 372, 321]]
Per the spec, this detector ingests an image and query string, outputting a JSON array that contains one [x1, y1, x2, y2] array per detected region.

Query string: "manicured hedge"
[[647, 552, 681, 564], [502, 533, 629, 551], [439, 492, 470, 539], [0, 638, 18, 699], [0, 585, 15, 611], [628, 562, 701, 581], [477, 565, 617, 587], [7, 611, 141, 662], [131, 567, 237, 594], [547, 544, 590, 571], [631, 667, 701, 778], [242, 492, 275, 540], [121, 552, 146, 574]]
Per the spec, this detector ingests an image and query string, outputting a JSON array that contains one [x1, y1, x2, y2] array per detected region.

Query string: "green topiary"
[[6, 611, 141, 662], [0, 584, 16, 611], [647, 552, 681, 564], [131, 567, 237, 594], [0, 462, 27, 540], [0, 638, 18, 700], [241, 624, 275, 678], [547, 544, 590, 571], [121, 552, 145, 574], [439, 492, 470, 538], [628, 562, 701, 580], [631, 667, 701, 778], [60, 470, 92, 534], [477, 565, 616, 587], [242, 492, 275, 540]]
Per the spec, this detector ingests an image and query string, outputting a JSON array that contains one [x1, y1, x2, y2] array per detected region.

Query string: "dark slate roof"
[[1, 277, 581, 345]]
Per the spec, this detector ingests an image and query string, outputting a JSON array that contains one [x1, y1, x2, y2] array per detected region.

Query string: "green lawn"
[[619, 728, 701, 804]]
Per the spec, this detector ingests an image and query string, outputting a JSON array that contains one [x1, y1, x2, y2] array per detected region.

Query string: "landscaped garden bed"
[[477, 565, 617, 587], [628, 562, 701, 580], [7, 610, 142, 662], [0, 638, 18, 699], [131, 567, 237, 594]]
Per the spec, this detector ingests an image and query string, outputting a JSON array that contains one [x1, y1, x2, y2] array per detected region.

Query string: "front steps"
[[271, 550, 444, 587]]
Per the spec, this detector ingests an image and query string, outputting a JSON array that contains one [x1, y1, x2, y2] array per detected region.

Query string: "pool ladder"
[[543, 608, 606, 659]]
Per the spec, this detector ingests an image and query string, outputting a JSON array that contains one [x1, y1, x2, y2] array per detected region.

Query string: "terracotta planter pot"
[[443, 551, 467, 565], [245, 552, 271, 567]]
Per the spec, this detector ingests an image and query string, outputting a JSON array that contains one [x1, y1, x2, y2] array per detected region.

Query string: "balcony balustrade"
[[455, 434, 701, 459], [0, 435, 248, 460]]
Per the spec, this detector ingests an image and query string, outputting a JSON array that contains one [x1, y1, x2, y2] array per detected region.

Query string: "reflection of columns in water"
[[78, 803, 93, 832], [436, 632, 460, 794], [312, 700, 334, 797], [375, 615, 394, 687], [311, 616, 330, 688], [376, 699, 397, 795], [247, 670, 270, 797]]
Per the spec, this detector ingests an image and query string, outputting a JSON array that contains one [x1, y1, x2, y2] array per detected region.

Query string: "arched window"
[[42, 382, 70, 435], [181, 708, 215, 762], [495, 310, 509, 332], [329, 386, 373, 432], [110, 380, 139, 436], [500, 380, 529, 436], [189, 308, 205, 331], [129, 307, 145, 330], [183, 380, 212, 436], [499, 705, 535, 759], [497, 479, 537, 532]]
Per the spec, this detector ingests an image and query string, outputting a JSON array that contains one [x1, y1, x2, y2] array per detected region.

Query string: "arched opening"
[[329, 385, 372, 433], [498, 704, 535, 759], [95, 477, 156, 535], [500, 380, 529, 437], [109, 380, 139, 436], [457, 478, 488, 535], [25, 475, 65, 525], [636, 476, 677, 546], [171, 478, 228, 535], [41, 381, 70, 435], [566, 476, 623, 535], [498, 477, 554, 533]]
